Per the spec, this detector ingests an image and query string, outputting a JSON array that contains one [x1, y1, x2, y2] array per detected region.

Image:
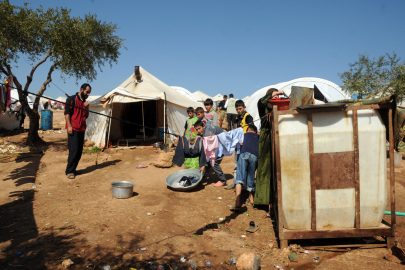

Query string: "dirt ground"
[[1, 110, 405, 269]]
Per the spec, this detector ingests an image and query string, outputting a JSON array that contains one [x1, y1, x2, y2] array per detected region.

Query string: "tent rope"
[[0, 83, 180, 137]]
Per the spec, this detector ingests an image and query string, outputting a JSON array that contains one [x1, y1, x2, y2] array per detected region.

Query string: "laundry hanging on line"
[[217, 127, 244, 156], [173, 136, 206, 169]]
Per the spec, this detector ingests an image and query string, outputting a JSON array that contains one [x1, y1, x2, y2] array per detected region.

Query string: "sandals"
[[246, 199, 254, 206], [246, 221, 259, 233], [66, 173, 75, 179]]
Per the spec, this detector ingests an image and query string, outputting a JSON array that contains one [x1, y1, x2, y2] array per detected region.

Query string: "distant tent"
[[212, 93, 223, 101], [171, 86, 198, 102], [0, 90, 20, 130], [211, 94, 223, 108], [246, 77, 350, 130], [10, 89, 44, 112], [2, 89, 44, 130], [242, 96, 250, 102], [86, 95, 101, 102], [56, 96, 67, 103], [85, 66, 201, 148], [192, 90, 212, 107]]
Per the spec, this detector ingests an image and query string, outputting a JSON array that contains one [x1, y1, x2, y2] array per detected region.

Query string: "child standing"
[[195, 107, 211, 126], [225, 99, 255, 190], [204, 98, 218, 127], [184, 107, 198, 138], [230, 125, 259, 210], [235, 99, 254, 133]]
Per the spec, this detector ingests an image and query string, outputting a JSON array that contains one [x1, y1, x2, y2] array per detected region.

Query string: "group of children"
[[183, 97, 258, 211]]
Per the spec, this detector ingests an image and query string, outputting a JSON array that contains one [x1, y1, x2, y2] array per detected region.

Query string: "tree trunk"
[[26, 109, 43, 144]]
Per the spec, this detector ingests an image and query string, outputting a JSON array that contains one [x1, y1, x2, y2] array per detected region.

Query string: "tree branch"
[[33, 63, 57, 110], [380, 82, 392, 98], [0, 64, 8, 77], [24, 51, 51, 93]]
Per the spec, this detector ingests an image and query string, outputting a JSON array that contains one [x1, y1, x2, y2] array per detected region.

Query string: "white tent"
[[85, 66, 201, 148], [56, 96, 67, 103], [0, 90, 20, 130], [86, 95, 101, 103], [170, 86, 198, 103], [246, 77, 350, 130], [212, 93, 223, 102], [1, 89, 44, 130], [242, 96, 250, 102], [10, 89, 44, 112], [192, 90, 212, 107]]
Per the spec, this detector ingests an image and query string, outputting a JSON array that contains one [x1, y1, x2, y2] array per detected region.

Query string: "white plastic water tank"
[[279, 110, 387, 230]]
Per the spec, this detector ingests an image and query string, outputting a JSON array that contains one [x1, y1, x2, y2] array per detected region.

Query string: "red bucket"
[[269, 98, 290, 111]]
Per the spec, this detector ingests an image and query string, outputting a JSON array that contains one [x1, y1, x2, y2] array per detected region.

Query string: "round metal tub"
[[111, 181, 134, 199], [165, 169, 203, 191]]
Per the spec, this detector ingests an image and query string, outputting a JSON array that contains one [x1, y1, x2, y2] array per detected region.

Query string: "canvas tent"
[[1, 89, 44, 130], [56, 96, 67, 103], [242, 96, 250, 102], [170, 86, 198, 102], [86, 95, 101, 102], [0, 89, 20, 130], [212, 93, 223, 102], [246, 77, 350, 130], [85, 66, 201, 148], [192, 90, 212, 107]]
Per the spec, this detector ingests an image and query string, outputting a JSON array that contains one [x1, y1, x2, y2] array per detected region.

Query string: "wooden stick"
[[307, 112, 316, 231], [353, 110, 360, 229]]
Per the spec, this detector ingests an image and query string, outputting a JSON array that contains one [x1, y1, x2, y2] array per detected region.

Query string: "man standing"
[[226, 94, 237, 131], [65, 84, 91, 179], [217, 95, 227, 128]]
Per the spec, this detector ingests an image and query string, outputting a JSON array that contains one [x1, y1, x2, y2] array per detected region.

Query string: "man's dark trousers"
[[227, 113, 237, 131], [66, 130, 85, 174]]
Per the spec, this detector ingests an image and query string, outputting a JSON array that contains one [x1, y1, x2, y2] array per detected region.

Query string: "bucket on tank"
[[40, 110, 53, 130], [269, 98, 290, 111]]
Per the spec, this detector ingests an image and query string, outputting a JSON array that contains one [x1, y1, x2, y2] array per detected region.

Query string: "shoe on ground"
[[224, 183, 235, 190], [214, 181, 226, 187]]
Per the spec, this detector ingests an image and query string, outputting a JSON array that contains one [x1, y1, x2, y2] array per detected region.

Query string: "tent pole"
[[106, 96, 115, 149], [142, 101, 145, 141], [164, 93, 166, 144], [156, 100, 158, 137]]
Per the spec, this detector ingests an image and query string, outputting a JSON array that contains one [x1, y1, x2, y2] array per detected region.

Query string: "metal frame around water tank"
[[271, 103, 396, 249]]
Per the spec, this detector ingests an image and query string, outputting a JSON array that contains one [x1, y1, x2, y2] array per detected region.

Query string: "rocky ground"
[[1, 110, 405, 269]]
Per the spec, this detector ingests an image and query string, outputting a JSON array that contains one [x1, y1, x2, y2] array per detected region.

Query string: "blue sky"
[[6, 0, 405, 99]]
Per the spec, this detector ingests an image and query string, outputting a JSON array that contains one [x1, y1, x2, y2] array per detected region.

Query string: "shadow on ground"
[[0, 140, 128, 269]]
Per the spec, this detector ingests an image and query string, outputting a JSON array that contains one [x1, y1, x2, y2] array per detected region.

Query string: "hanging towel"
[[217, 127, 244, 156], [203, 135, 218, 167]]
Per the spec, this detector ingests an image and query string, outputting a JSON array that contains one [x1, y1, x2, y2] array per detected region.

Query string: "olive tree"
[[0, 2, 124, 143], [338, 52, 405, 103]]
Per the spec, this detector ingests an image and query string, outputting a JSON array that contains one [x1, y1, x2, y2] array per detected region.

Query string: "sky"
[[5, 0, 405, 100]]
